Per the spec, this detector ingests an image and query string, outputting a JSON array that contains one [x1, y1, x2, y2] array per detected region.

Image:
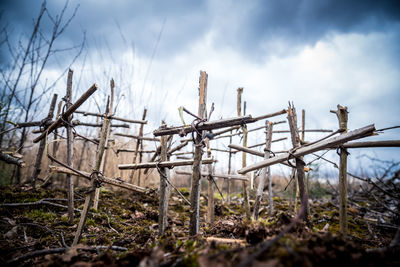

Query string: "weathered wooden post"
[[253, 120, 273, 220], [189, 71, 207, 236], [130, 108, 147, 185], [205, 138, 214, 224], [227, 131, 233, 204], [158, 121, 171, 235], [73, 94, 111, 246], [65, 69, 75, 224], [93, 79, 114, 211], [237, 88, 250, 218], [288, 168, 296, 213], [287, 104, 308, 221], [331, 104, 349, 237], [53, 100, 62, 157], [31, 94, 58, 189]]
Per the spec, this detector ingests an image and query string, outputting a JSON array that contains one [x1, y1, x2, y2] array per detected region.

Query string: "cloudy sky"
[[1, 0, 399, 174]]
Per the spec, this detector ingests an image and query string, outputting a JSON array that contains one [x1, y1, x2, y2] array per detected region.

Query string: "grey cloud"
[[0, 0, 210, 62], [209, 0, 400, 59], [1, 0, 400, 64]]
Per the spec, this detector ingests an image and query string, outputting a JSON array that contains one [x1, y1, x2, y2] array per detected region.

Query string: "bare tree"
[[0, 0, 85, 183]]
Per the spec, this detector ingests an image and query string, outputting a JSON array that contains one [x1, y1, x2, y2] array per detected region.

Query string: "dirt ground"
[[0, 185, 399, 266]]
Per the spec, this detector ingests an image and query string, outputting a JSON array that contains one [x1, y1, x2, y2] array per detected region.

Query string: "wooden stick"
[[72, 121, 129, 128], [31, 93, 57, 188], [131, 108, 147, 185], [93, 79, 114, 211], [213, 131, 243, 140], [49, 165, 148, 193], [115, 132, 159, 142], [227, 129, 233, 204], [189, 70, 207, 236], [228, 143, 301, 169], [205, 138, 214, 225], [143, 135, 173, 175], [33, 83, 98, 143], [118, 157, 216, 170], [210, 148, 235, 153], [247, 120, 286, 133], [252, 109, 287, 121], [340, 140, 400, 148], [65, 69, 75, 223], [117, 149, 156, 153], [238, 124, 375, 173], [271, 129, 333, 133], [158, 123, 170, 235], [75, 110, 147, 124], [248, 137, 287, 148], [171, 151, 194, 156], [72, 88, 111, 246], [0, 152, 25, 167], [239, 91, 250, 219], [153, 115, 256, 137], [331, 105, 348, 237], [53, 100, 62, 157], [210, 125, 240, 138], [175, 170, 248, 181], [169, 140, 189, 154], [287, 105, 308, 221], [205, 237, 246, 244], [253, 121, 273, 220], [214, 128, 332, 139]]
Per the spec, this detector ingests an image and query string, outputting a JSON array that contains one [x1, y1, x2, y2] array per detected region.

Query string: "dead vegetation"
[[0, 172, 399, 266]]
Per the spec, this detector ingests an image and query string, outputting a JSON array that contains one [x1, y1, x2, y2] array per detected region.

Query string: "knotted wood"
[[33, 83, 98, 143]]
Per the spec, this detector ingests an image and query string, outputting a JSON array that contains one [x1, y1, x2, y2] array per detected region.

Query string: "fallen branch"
[[0, 151, 25, 167], [6, 245, 127, 265], [0, 199, 83, 212]]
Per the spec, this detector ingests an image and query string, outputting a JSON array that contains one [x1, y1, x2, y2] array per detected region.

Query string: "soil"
[[0, 186, 399, 266]]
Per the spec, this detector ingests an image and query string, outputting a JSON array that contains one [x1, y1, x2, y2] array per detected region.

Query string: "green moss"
[[180, 254, 199, 267], [86, 218, 96, 226], [26, 209, 58, 221]]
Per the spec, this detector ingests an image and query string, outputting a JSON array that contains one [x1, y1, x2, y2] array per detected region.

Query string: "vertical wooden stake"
[[158, 122, 170, 235], [130, 108, 147, 185], [287, 104, 308, 221], [189, 71, 207, 236], [205, 138, 214, 224], [137, 109, 147, 186], [253, 121, 273, 220], [238, 89, 250, 218], [227, 131, 233, 204], [72, 95, 111, 246], [331, 104, 348, 237], [31, 94, 58, 188], [65, 69, 75, 224], [250, 172, 254, 190], [75, 138, 88, 187], [53, 100, 62, 157], [93, 79, 114, 211]]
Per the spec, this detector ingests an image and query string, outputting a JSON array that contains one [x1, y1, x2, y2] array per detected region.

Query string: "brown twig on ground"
[[6, 245, 128, 265]]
